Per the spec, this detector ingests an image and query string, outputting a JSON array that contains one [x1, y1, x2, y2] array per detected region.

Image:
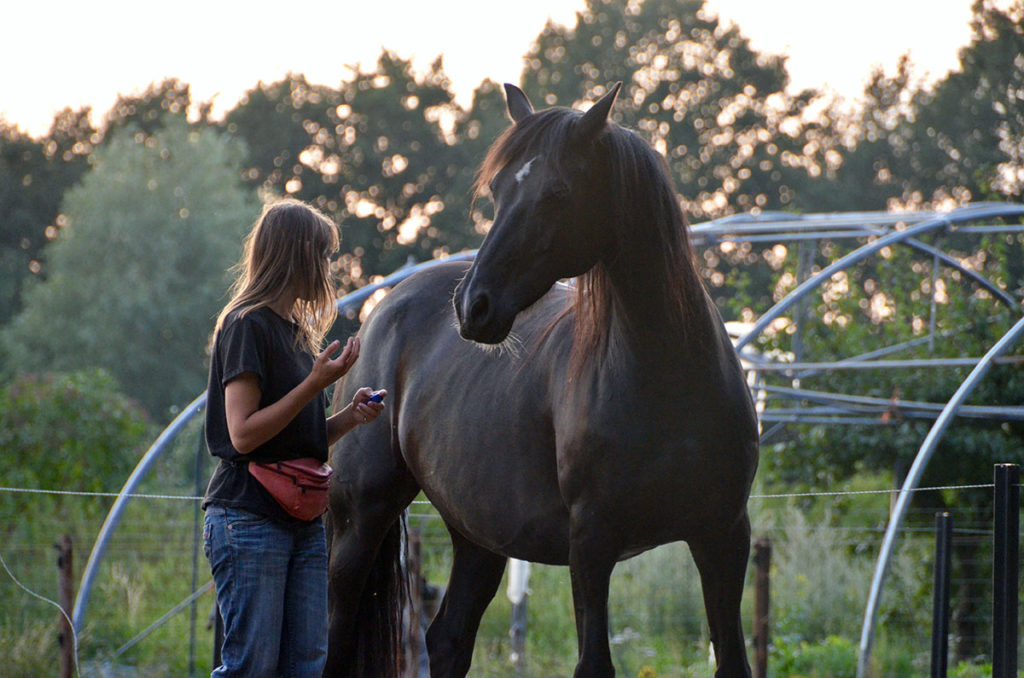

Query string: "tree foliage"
[[0, 0, 1019, 452], [0, 369, 152, 513], [824, 0, 1024, 209], [519, 0, 838, 221], [1, 117, 256, 418], [101, 78, 207, 141], [0, 109, 97, 323], [221, 56, 501, 289]]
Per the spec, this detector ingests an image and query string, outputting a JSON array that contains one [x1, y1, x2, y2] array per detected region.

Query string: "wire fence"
[[1, 479, 1021, 676]]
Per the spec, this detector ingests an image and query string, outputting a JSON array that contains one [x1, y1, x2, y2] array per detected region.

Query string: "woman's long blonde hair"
[[213, 198, 340, 354]]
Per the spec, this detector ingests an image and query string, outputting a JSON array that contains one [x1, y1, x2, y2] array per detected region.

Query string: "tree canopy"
[[520, 0, 838, 220], [1, 116, 256, 417], [0, 0, 1021, 453], [821, 0, 1023, 210]]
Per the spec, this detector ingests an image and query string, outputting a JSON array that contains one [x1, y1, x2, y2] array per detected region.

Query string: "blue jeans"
[[204, 506, 328, 678]]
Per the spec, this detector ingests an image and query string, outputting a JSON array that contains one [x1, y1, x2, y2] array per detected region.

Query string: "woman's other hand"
[[311, 336, 360, 389], [352, 387, 386, 425]]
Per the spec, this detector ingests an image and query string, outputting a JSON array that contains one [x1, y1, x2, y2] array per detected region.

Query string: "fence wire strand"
[[0, 482, 1008, 503], [2, 477, 1019, 674]]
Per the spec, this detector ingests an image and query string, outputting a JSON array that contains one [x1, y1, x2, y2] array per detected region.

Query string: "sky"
[[1, 0, 993, 138]]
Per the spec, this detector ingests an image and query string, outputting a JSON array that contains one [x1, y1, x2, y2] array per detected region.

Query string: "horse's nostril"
[[469, 293, 490, 324]]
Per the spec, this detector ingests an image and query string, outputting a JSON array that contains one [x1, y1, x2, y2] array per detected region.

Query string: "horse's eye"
[[543, 183, 570, 203]]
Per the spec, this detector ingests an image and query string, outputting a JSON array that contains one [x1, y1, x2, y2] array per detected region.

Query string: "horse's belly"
[[401, 409, 573, 563]]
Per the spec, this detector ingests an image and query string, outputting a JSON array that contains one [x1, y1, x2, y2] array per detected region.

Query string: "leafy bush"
[[0, 369, 153, 515], [772, 634, 857, 677], [948, 660, 993, 677]]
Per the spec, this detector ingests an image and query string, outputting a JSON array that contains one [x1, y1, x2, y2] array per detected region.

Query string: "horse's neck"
[[605, 249, 713, 367]]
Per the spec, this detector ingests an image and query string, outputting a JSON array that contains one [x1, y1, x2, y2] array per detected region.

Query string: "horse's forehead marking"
[[514, 156, 539, 185]]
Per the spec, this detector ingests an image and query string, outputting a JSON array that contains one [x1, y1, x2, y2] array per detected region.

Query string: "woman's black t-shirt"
[[202, 306, 328, 523]]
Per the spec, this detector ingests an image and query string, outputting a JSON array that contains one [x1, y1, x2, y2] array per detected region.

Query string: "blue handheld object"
[[368, 392, 385, 403]]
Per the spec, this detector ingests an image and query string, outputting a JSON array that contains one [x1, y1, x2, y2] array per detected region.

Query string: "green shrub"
[[772, 634, 857, 677], [0, 369, 153, 517], [948, 660, 993, 678]]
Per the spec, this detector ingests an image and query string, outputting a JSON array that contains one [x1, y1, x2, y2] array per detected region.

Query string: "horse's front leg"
[[568, 507, 618, 678], [689, 512, 753, 678], [426, 526, 507, 678]]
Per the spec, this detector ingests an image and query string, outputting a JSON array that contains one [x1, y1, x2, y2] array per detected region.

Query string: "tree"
[[0, 80, 204, 327], [514, 0, 844, 316], [222, 55, 482, 289], [826, 0, 1024, 210], [1, 116, 257, 418], [0, 369, 152, 515], [0, 109, 96, 323], [519, 0, 838, 221], [101, 78, 209, 142]]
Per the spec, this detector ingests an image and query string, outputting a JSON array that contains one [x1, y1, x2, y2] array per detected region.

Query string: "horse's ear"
[[572, 82, 621, 145], [504, 84, 535, 123]]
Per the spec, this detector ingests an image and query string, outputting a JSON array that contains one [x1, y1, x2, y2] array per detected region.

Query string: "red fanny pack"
[[248, 458, 333, 521]]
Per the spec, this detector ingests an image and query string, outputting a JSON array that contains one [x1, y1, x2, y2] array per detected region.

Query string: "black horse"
[[326, 83, 759, 678]]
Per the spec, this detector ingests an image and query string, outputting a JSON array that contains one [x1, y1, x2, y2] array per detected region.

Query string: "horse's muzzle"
[[453, 280, 513, 344]]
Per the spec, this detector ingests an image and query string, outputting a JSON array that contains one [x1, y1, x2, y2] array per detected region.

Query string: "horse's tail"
[[353, 513, 408, 678]]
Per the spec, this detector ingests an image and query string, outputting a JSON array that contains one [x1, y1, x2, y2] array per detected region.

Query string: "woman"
[[202, 198, 384, 677]]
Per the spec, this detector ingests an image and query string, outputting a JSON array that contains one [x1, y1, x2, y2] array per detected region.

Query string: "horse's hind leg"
[[325, 510, 396, 675], [426, 527, 507, 678], [689, 512, 753, 678], [325, 473, 419, 677]]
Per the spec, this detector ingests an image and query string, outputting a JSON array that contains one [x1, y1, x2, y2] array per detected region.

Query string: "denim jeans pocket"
[[224, 508, 273, 531], [222, 508, 279, 555]]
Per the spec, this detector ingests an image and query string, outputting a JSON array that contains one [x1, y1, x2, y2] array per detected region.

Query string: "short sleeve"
[[218, 314, 266, 388]]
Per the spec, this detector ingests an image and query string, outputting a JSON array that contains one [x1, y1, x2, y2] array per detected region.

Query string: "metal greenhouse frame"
[[74, 203, 1024, 674]]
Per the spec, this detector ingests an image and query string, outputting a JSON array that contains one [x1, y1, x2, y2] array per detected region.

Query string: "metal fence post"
[[213, 605, 224, 669], [931, 512, 952, 678], [992, 463, 1019, 678], [190, 424, 206, 677]]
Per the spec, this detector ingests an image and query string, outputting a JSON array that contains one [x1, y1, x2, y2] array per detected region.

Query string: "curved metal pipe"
[[72, 393, 207, 632], [903, 237, 1017, 308], [72, 252, 477, 634], [855, 314, 1024, 676], [734, 204, 1024, 352]]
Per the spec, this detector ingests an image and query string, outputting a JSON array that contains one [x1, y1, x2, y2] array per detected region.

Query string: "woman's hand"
[[310, 336, 360, 390], [351, 387, 387, 425], [327, 386, 387, 445]]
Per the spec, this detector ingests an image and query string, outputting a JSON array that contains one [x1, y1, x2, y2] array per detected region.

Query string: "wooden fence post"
[[56, 534, 74, 678], [753, 537, 771, 678], [406, 529, 425, 677]]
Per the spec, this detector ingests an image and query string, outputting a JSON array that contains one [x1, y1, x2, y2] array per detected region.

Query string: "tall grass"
[[0, 483, 1003, 677]]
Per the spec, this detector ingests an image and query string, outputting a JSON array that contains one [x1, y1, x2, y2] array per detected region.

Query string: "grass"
[[2, 478, 1019, 677]]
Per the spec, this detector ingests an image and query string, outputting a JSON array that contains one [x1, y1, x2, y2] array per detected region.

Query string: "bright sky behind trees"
[[1, 0, 998, 136]]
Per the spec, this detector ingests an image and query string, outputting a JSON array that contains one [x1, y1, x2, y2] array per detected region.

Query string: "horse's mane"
[[474, 107, 706, 373]]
